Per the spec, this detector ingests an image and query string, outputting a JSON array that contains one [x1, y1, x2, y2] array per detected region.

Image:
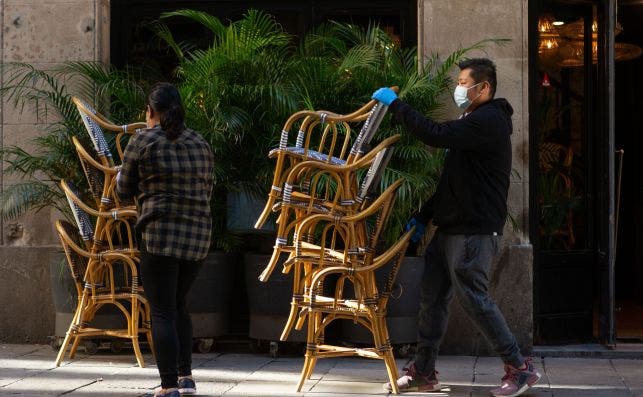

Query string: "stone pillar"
[[0, 0, 110, 343], [417, 0, 533, 355]]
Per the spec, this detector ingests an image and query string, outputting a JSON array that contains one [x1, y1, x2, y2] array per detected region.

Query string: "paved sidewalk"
[[1, 344, 642, 396]]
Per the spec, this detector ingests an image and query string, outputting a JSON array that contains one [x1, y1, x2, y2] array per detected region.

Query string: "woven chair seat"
[[269, 147, 347, 165]]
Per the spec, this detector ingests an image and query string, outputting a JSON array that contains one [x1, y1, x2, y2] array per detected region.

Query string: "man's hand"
[[406, 217, 426, 243], [372, 87, 398, 106]]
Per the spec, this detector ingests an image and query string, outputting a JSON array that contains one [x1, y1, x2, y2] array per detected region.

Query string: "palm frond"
[[0, 181, 62, 221], [161, 9, 226, 37]]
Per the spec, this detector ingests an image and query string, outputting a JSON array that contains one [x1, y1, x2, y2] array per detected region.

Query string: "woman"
[[117, 82, 214, 397]]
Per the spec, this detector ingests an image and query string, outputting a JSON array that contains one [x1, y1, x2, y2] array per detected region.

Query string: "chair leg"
[[383, 351, 400, 395], [142, 300, 156, 361], [297, 352, 314, 392], [54, 331, 75, 366], [129, 298, 145, 368], [259, 245, 283, 282], [132, 336, 145, 368], [373, 316, 399, 394], [280, 299, 299, 341], [305, 356, 318, 380], [68, 335, 83, 359], [281, 262, 303, 341], [297, 310, 318, 392], [146, 329, 155, 362]]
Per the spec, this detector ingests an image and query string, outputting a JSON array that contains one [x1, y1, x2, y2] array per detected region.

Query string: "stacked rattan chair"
[[54, 98, 152, 367], [257, 93, 414, 394]]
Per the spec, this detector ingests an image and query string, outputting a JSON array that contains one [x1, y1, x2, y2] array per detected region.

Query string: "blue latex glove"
[[405, 217, 426, 243], [371, 87, 398, 106]]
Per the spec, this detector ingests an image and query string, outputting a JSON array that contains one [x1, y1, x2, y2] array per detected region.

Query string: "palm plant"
[[153, 9, 302, 250], [290, 21, 505, 243], [0, 62, 151, 223], [1, 8, 503, 251]]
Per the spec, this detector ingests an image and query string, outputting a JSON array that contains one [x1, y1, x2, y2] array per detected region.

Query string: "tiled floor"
[[0, 344, 642, 396]]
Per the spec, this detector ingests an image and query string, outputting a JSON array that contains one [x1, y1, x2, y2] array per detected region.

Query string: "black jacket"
[[389, 98, 513, 235]]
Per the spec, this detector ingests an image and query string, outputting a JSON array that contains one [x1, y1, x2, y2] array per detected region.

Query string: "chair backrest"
[[349, 102, 389, 159], [71, 136, 129, 209], [354, 178, 402, 260], [73, 136, 106, 206], [73, 97, 114, 165], [62, 180, 95, 243], [55, 219, 90, 284], [355, 147, 394, 204]]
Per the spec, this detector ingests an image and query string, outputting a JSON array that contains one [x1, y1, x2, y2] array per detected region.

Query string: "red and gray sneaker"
[[490, 359, 541, 397], [383, 363, 442, 392]]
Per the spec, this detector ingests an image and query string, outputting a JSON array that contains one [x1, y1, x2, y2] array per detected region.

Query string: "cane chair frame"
[[72, 136, 133, 210], [60, 179, 138, 254], [278, 179, 404, 343], [282, 179, 411, 394], [255, 92, 393, 229], [72, 96, 146, 165], [54, 219, 153, 368], [295, 229, 413, 394], [258, 137, 399, 282]]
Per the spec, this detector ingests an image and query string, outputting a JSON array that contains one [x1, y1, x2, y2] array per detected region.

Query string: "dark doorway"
[[614, 1, 643, 343], [110, 0, 417, 71], [530, 0, 603, 344]]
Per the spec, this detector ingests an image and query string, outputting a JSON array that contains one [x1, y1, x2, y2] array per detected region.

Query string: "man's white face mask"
[[453, 82, 483, 109]]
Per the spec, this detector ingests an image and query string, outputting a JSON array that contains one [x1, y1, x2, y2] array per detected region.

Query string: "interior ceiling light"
[[557, 17, 641, 65], [538, 5, 642, 68], [538, 14, 560, 57]]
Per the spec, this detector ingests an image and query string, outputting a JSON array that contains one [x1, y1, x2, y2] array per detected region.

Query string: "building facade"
[[1, 0, 641, 353]]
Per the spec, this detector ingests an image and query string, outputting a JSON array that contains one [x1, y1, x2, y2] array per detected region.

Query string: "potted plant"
[[0, 62, 147, 349]]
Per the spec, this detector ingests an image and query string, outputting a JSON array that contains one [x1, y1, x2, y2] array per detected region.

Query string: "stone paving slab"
[[0, 344, 641, 396]]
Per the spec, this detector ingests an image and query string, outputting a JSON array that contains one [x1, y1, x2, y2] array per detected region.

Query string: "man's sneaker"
[[382, 363, 442, 392], [490, 359, 541, 397], [178, 377, 196, 395]]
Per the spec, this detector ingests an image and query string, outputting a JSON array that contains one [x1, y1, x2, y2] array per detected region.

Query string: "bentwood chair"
[[254, 93, 393, 229], [278, 178, 403, 341], [54, 219, 152, 368], [258, 140, 398, 282], [72, 96, 146, 165], [283, 179, 411, 394], [72, 135, 134, 211], [60, 179, 138, 254], [294, 229, 413, 394]]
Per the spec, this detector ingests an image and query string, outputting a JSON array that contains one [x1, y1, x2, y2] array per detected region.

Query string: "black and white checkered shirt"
[[116, 126, 214, 261]]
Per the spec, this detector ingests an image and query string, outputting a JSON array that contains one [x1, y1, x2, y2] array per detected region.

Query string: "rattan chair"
[[60, 179, 138, 254], [258, 140, 398, 282], [72, 135, 134, 211], [254, 95, 392, 229], [295, 230, 413, 394], [54, 219, 153, 368], [72, 96, 146, 165], [280, 179, 412, 394], [278, 178, 403, 340]]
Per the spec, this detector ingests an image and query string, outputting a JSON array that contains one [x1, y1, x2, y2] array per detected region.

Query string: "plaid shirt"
[[116, 126, 214, 261]]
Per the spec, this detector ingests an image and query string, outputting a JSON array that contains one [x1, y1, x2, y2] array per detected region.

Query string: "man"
[[372, 58, 540, 397]]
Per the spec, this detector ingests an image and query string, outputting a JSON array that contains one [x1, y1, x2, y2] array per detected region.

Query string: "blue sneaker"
[[178, 377, 196, 395]]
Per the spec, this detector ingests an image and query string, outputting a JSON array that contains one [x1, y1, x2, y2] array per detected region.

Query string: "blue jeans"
[[140, 250, 203, 389], [414, 232, 524, 373]]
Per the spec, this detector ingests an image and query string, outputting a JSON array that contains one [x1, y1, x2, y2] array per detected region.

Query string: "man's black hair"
[[458, 58, 497, 98]]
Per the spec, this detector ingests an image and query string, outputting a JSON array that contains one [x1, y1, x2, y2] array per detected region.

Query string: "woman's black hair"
[[146, 82, 186, 140]]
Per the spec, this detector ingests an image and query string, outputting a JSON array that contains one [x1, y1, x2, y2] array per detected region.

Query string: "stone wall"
[[1, 0, 108, 343], [417, 0, 533, 355], [0, 0, 534, 351]]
